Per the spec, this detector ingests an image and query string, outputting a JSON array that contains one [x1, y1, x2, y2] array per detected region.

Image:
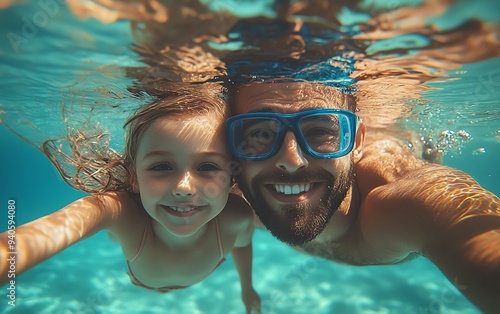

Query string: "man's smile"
[[263, 182, 325, 203], [273, 183, 312, 194]]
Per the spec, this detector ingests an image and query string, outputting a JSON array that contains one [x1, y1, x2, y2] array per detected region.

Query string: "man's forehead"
[[232, 82, 349, 114]]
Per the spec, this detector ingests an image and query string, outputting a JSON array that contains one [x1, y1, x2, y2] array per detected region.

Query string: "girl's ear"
[[128, 166, 140, 193], [353, 120, 366, 163]]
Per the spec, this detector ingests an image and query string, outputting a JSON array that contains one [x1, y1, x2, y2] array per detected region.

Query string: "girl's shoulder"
[[219, 193, 254, 232], [97, 191, 146, 233], [92, 191, 142, 214]]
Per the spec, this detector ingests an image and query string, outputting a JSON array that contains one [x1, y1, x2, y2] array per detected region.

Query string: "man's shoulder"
[[352, 138, 492, 255], [354, 138, 428, 195], [357, 146, 483, 219], [355, 153, 497, 254]]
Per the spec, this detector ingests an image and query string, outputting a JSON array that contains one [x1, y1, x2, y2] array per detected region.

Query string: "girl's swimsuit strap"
[[129, 220, 149, 263]]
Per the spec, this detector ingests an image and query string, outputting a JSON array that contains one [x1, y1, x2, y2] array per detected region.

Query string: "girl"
[[0, 83, 261, 313]]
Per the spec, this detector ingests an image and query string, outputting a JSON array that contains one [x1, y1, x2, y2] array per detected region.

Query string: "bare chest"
[[296, 228, 418, 266]]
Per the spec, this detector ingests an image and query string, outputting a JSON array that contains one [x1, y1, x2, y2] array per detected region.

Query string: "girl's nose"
[[172, 172, 196, 196]]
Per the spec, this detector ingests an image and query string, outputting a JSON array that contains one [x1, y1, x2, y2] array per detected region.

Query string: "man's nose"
[[275, 131, 309, 173], [173, 172, 196, 196]]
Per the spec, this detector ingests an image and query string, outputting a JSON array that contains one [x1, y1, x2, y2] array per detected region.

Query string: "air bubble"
[[472, 148, 486, 155]]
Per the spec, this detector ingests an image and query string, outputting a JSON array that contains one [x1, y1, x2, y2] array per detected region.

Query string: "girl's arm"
[[229, 195, 261, 313], [0, 192, 123, 286]]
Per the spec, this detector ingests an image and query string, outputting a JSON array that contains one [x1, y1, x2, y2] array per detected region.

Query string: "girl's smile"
[[160, 204, 206, 217]]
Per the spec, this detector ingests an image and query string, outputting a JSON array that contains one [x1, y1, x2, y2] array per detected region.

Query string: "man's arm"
[[426, 227, 500, 313], [421, 180, 500, 313], [372, 164, 500, 312], [356, 140, 500, 312]]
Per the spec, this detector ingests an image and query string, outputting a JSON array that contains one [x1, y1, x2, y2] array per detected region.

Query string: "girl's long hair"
[[42, 82, 228, 194]]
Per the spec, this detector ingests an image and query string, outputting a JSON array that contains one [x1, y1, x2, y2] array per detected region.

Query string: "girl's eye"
[[197, 163, 221, 172], [149, 163, 172, 171]]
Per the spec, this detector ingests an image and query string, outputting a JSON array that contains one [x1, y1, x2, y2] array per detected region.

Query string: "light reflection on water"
[[0, 0, 498, 157]]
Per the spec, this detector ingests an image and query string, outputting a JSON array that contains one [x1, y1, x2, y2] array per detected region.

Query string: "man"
[[225, 81, 500, 313]]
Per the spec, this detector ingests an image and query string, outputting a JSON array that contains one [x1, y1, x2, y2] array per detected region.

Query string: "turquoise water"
[[1, 123, 492, 314], [1, 1, 499, 313]]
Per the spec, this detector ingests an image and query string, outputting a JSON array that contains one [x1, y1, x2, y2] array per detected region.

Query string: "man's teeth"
[[170, 206, 197, 212], [274, 184, 311, 195]]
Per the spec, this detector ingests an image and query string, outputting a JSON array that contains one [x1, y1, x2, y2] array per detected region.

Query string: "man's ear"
[[353, 120, 366, 163], [128, 166, 139, 193]]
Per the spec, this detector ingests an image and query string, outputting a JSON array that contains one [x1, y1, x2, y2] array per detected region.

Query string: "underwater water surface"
[[1, 0, 499, 313]]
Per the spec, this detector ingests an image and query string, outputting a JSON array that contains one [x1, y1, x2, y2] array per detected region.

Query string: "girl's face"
[[133, 113, 232, 237]]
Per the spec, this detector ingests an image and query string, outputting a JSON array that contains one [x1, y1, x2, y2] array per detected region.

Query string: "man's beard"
[[237, 162, 354, 246]]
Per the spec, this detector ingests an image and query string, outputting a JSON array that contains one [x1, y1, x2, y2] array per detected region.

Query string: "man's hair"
[[226, 81, 357, 113]]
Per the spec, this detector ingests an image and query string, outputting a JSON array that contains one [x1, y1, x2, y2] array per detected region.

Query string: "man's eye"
[[198, 163, 221, 172], [305, 128, 337, 137], [149, 163, 172, 171], [247, 128, 276, 142]]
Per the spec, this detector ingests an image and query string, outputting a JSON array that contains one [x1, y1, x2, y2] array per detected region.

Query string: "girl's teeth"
[[274, 184, 312, 195], [170, 206, 197, 212]]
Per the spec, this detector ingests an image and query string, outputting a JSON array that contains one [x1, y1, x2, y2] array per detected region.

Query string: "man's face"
[[231, 82, 356, 246]]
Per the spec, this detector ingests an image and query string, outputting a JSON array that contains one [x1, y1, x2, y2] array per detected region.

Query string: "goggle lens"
[[227, 109, 358, 160]]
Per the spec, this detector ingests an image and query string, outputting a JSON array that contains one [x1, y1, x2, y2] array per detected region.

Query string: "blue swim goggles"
[[226, 108, 358, 161]]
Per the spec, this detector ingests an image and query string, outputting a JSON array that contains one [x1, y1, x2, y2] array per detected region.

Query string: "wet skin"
[[231, 82, 500, 313]]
